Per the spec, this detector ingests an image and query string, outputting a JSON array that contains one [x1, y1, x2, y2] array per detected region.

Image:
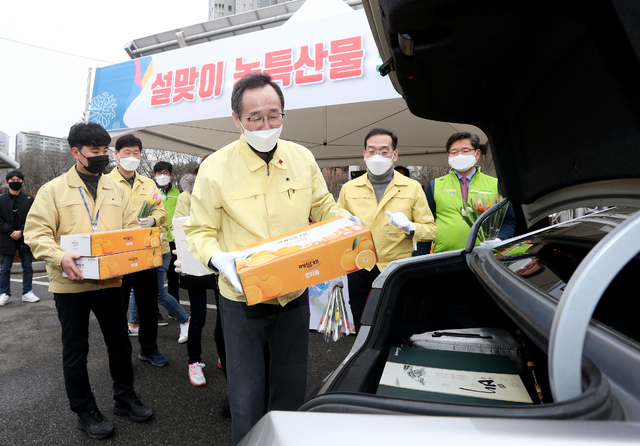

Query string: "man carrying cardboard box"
[[23, 122, 153, 439], [184, 72, 359, 445], [106, 134, 189, 364]]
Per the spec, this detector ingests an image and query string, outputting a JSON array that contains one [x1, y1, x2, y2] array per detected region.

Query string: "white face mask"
[[155, 174, 171, 187], [365, 154, 394, 175], [118, 155, 141, 172], [448, 152, 477, 172], [242, 124, 283, 153]]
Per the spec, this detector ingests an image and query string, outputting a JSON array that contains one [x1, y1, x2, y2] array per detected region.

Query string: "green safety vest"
[[162, 185, 181, 242], [432, 168, 499, 253]]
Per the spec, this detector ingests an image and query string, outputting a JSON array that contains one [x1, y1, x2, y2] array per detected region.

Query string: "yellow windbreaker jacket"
[[338, 170, 436, 271], [106, 168, 169, 254], [24, 166, 139, 293], [184, 135, 350, 305], [173, 191, 191, 220]]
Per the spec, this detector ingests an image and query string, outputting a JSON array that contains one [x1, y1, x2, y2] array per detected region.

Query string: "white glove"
[[345, 213, 362, 225], [171, 250, 182, 273], [384, 211, 416, 235], [328, 276, 344, 289], [480, 238, 502, 247], [210, 251, 245, 294], [138, 216, 156, 228]]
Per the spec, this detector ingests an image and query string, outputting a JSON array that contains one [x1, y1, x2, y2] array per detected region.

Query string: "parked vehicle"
[[240, 0, 640, 443]]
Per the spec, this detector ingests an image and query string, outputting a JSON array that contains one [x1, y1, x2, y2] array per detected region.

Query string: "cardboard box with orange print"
[[63, 247, 163, 280], [60, 227, 161, 257], [236, 217, 377, 305]]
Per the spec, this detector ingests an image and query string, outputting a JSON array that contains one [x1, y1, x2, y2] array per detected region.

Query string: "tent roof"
[[115, 98, 483, 168], [124, 0, 363, 59], [0, 152, 19, 170], [96, 0, 488, 169]]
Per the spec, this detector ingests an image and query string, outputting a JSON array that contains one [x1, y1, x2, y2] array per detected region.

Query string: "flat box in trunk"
[[377, 346, 532, 405]]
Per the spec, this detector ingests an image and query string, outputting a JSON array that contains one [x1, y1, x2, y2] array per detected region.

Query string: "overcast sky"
[[0, 0, 207, 155]]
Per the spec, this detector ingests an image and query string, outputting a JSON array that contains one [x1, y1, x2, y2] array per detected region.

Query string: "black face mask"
[[79, 152, 110, 174], [8, 181, 22, 191]]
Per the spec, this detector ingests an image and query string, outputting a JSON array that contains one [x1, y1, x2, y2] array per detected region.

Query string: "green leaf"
[[352, 236, 361, 251]]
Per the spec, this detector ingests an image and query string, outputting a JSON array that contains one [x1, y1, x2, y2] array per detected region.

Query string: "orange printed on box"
[[63, 247, 163, 280], [236, 217, 377, 305], [60, 227, 161, 257]]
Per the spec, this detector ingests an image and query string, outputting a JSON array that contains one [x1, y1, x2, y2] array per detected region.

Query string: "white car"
[[241, 0, 640, 443]]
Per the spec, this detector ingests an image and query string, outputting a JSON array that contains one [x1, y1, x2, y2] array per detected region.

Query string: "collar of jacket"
[[448, 165, 483, 179], [238, 134, 288, 173], [115, 169, 140, 186], [66, 166, 114, 191]]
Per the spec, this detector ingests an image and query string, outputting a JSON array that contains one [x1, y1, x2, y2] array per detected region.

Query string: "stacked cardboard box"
[[60, 227, 163, 279]]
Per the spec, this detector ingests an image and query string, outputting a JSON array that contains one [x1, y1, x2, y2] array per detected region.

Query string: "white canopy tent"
[[0, 152, 19, 170], [88, 0, 486, 169]]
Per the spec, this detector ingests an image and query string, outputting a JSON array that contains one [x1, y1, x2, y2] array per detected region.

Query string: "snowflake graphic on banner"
[[89, 93, 117, 127]]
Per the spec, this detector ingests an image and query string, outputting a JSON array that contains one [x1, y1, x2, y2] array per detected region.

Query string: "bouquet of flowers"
[[137, 188, 163, 219], [317, 285, 350, 342], [460, 193, 509, 242]]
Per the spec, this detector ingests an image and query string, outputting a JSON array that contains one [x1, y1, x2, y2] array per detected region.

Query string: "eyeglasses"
[[448, 148, 476, 156], [365, 148, 393, 157], [241, 113, 285, 129]]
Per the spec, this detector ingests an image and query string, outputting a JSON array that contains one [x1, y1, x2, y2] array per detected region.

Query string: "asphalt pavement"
[[0, 271, 355, 445]]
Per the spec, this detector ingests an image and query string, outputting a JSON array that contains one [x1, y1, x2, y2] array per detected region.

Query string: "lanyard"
[[78, 187, 99, 232]]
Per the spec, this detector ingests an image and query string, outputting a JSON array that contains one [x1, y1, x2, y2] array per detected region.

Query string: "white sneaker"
[[0, 293, 9, 306], [128, 326, 139, 337], [21, 291, 39, 303], [178, 321, 189, 344], [188, 362, 206, 386]]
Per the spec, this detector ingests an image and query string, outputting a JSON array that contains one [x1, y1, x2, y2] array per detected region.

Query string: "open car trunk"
[[297, 0, 640, 423], [300, 207, 640, 421]]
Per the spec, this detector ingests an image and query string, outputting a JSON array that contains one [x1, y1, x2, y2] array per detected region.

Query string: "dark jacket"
[[0, 191, 34, 255]]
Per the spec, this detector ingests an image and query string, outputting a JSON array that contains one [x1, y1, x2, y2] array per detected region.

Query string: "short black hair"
[[153, 161, 173, 174], [191, 154, 211, 175], [231, 72, 285, 116], [364, 128, 398, 150], [446, 132, 481, 152], [394, 166, 410, 177], [6, 170, 24, 182], [115, 134, 143, 152], [67, 122, 111, 150]]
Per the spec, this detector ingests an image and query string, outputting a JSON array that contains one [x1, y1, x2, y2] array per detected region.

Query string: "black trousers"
[[185, 286, 226, 372], [121, 268, 159, 355], [54, 288, 134, 413], [347, 266, 380, 333], [167, 241, 180, 300], [220, 292, 309, 445], [214, 291, 226, 375]]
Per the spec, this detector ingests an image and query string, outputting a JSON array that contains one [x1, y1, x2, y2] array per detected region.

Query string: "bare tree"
[[321, 166, 349, 200], [10, 149, 75, 196], [1, 148, 202, 197], [412, 165, 450, 188], [136, 149, 202, 190]]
